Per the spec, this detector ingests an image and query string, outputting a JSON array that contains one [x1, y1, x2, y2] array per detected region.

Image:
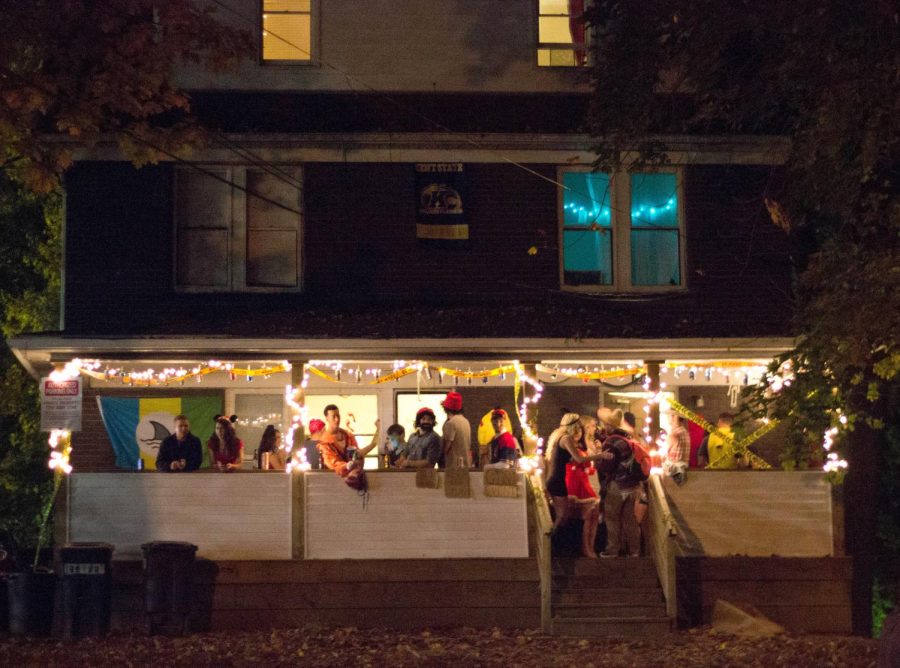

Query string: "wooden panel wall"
[[305, 472, 529, 559], [662, 471, 833, 557], [108, 558, 540, 632], [69, 472, 293, 560], [676, 557, 853, 633]]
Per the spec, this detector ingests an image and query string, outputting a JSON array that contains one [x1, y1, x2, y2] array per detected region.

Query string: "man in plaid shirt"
[[664, 413, 691, 484]]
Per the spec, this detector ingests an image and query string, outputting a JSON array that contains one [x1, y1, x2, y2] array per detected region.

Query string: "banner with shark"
[[96, 396, 222, 470]]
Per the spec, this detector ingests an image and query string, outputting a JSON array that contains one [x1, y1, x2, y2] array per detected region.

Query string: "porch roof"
[[9, 333, 793, 379]]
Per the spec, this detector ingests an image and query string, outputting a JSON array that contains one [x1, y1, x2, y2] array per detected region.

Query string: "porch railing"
[[526, 472, 553, 633], [646, 473, 679, 620]]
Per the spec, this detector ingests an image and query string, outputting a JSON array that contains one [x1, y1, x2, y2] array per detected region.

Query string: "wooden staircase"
[[550, 557, 672, 637]]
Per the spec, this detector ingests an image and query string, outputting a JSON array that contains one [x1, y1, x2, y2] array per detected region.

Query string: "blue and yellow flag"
[[97, 396, 222, 470]]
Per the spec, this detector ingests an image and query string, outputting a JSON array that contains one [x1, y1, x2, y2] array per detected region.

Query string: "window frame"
[[259, 0, 318, 66], [557, 166, 686, 293], [173, 164, 304, 294], [536, 0, 590, 68]]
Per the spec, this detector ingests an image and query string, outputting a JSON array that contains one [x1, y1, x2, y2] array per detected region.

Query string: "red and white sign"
[[41, 377, 82, 431]]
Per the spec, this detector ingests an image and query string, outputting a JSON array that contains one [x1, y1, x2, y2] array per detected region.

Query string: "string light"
[[514, 361, 545, 456], [63, 358, 291, 387], [48, 429, 73, 475]]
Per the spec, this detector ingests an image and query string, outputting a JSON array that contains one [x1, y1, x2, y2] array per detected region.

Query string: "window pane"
[[247, 230, 298, 287], [263, 14, 311, 60], [563, 171, 611, 227], [246, 171, 300, 230], [176, 171, 229, 229], [264, 0, 310, 11], [234, 394, 285, 469], [631, 229, 680, 286], [539, 0, 569, 14], [177, 229, 229, 287], [563, 230, 612, 285], [539, 16, 574, 43], [631, 173, 677, 228]]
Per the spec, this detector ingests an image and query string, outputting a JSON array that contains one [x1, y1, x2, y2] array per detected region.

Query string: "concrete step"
[[553, 616, 672, 638], [551, 557, 656, 578], [553, 604, 668, 618], [552, 575, 660, 590], [552, 587, 664, 606]]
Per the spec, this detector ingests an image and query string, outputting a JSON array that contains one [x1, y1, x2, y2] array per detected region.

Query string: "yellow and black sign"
[[415, 163, 468, 241]]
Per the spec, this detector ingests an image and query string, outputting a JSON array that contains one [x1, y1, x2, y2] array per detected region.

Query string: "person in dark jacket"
[[156, 414, 202, 472], [597, 407, 642, 557]]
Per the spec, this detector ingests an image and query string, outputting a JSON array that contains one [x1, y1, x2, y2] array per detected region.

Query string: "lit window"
[[262, 0, 312, 62], [560, 168, 683, 290], [537, 0, 588, 67], [175, 166, 303, 292]]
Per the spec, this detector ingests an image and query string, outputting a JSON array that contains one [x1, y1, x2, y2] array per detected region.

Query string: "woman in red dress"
[[563, 416, 602, 558], [208, 416, 244, 472]]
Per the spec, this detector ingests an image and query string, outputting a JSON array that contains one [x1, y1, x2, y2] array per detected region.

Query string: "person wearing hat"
[[300, 418, 326, 470], [485, 408, 520, 468], [440, 391, 472, 470], [597, 407, 642, 558], [398, 408, 442, 469]]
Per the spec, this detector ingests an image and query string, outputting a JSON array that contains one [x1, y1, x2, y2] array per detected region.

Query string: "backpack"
[[610, 434, 651, 482]]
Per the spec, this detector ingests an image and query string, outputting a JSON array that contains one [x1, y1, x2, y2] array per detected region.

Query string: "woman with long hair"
[[563, 416, 602, 558], [257, 425, 285, 470], [208, 416, 244, 472], [545, 413, 611, 557]]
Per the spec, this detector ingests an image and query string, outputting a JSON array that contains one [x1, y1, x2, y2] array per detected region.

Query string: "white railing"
[[646, 474, 678, 620], [526, 472, 553, 633]]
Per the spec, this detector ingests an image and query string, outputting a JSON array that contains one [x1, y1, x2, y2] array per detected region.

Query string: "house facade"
[[8, 1, 851, 635]]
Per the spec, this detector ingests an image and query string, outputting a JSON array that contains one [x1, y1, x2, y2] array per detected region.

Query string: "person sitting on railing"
[[397, 408, 441, 469], [208, 415, 244, 472], [545, 413, 613, 541], [318, 404, 377, 474]]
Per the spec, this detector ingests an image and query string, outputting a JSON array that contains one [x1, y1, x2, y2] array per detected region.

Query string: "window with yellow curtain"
[[537, 0, 588, 67], [262, 0, 312, 62]]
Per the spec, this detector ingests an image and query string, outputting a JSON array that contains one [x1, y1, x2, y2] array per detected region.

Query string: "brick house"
[[8, 1, 849, 635]]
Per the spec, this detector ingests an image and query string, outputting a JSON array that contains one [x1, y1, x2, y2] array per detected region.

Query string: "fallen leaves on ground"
[[0, 626, 880, 667]]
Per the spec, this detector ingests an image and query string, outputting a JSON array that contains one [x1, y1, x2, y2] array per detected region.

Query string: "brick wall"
[[61, 161, 792, 337]]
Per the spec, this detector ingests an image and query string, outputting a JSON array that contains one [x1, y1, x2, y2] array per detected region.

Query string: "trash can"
[[60, 542, 114, 639], [141, 541, 197, 635], [7, 569, 57, 636]]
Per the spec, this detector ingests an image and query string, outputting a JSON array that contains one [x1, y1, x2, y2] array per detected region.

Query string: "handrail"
[[526, 472, 553, 634], [646, 474, 678, 621]]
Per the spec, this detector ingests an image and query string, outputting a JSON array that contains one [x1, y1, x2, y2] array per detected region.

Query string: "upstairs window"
[[560, 169, 683, 291], [175, 167, 303, 292], [537, 0, 588, 67], [262, 0, 312, 62]]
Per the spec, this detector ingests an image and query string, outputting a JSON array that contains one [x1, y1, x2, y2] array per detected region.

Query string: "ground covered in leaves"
[[0, 626, 881, 667]]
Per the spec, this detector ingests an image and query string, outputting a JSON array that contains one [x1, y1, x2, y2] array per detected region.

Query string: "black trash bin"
[[60, 542, 114, 639], [141, 541, 197, 635]]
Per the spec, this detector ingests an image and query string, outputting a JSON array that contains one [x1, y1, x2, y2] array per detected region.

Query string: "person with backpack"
[[597, 407, 647, 558]]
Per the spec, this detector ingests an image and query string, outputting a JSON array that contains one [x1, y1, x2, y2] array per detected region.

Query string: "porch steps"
[[551, 557, 671, 638]]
